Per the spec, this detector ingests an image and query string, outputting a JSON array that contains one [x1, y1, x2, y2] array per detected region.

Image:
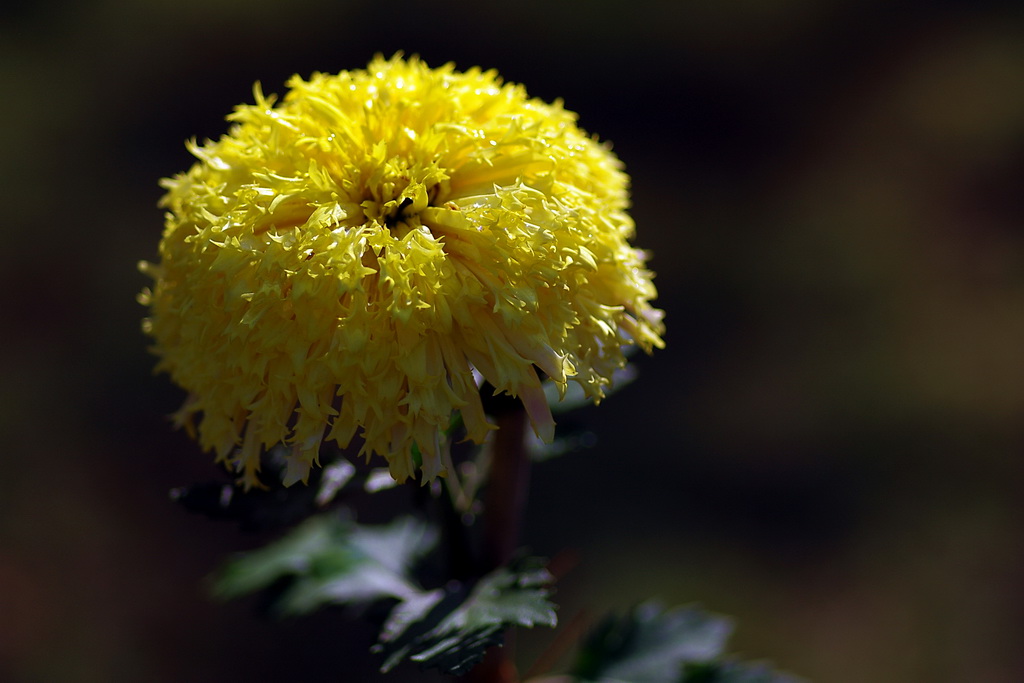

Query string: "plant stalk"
[[481, 407, 530, 573], [463, 406, 530, 683]]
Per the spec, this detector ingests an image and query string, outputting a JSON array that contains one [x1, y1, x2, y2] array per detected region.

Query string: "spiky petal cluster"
[[140, 55, 664, 488]]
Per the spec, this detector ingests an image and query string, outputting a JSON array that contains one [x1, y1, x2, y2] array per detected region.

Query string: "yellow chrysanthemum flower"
[[140, 55, 664, 489]]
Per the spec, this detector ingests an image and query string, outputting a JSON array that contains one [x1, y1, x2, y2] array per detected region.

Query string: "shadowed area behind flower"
[[2, 0, 1024, 681]]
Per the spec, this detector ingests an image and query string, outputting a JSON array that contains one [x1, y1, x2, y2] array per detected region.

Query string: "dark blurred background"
[[3, 0, 1024, 681]]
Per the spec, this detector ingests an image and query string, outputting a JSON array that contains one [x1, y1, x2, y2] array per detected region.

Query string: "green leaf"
[[571, 603, 732, 683], [212, 514, 557, 677], [375, 556, 558, 675], [211, 513, 438, 613], [569, 603, 803, 683]]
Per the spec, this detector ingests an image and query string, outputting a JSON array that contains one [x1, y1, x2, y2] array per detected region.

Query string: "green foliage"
[[569, 603, 800, 683], [212, 513, 557, 676], [212, 514, 437, 610], [375, 556, 558, 674]]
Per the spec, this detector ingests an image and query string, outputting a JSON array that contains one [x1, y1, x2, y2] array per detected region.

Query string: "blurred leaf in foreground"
[[570, 603, 801, 683], [212, 512, 557, 676], [212, 513, 437, 610]]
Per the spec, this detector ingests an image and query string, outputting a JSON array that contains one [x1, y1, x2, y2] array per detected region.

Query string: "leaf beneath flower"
[[211, 513, 437, 610], [375, 557, 558, 675], [211, 513, 557, 677]]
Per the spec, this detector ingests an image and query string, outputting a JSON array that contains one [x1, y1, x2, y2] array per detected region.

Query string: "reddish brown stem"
[[463, 407, 530, 683], [481, 408, 531, 573]]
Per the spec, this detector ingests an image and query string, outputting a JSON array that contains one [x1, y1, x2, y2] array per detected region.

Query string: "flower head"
[[140, 54, 664, 488]]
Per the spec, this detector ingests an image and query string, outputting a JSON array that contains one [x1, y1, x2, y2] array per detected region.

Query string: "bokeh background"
[[3, 0, 1024, 681]]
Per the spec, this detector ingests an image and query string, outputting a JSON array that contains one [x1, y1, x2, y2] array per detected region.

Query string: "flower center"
[[362, 181, 438, 240], [357, 154, 447, 237]]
